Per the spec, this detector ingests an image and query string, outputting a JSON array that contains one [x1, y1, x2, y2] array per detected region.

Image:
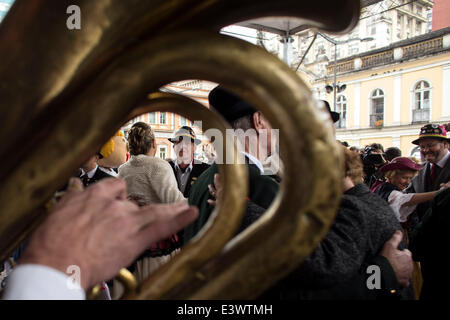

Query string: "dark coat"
[[409, 187, 450, 300], [261, 183, 413, 300], [77, 167, 115, 187], [167, 160, 210, 198], [407, 156, 450, 220], [376, 182, 399, 203]]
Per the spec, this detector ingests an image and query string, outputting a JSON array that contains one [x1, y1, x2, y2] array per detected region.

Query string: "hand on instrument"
[[207, 174, 223, 207], [19, 178, 198, 291]]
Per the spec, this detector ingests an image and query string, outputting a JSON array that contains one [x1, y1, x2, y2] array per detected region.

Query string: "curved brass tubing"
[[0, 0, 359, 262], [88, 268, 137, 300], [0, 30, 342, 298], [0, 0, 359, 172], [116, 92, 248, 300]]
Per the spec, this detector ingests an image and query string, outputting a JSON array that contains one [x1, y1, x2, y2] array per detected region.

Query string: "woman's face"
[[389, 170, 415, 190]]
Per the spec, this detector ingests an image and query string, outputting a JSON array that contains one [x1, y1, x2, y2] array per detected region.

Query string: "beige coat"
[[118, 154, 185, 204], [114, 154, 185, 296]]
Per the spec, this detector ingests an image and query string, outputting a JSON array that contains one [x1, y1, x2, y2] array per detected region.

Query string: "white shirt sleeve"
[[2, 264, 85, 300], [388, 190, 416, 223]]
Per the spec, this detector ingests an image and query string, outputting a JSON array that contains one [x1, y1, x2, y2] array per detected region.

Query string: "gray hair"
[[231, 113, 255, 131]]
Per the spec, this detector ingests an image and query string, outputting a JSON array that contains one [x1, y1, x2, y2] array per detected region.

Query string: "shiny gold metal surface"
[[125, 92, 248, 299], [0, 0, 359, 298], [87, 268, 137, 300], [124, 32, 343, 299]]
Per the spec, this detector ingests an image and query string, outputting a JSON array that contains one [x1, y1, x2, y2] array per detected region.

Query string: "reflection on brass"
[[87, 268, 137, 300], [123, 92, 247, 299], [0, 0, 360, 298]]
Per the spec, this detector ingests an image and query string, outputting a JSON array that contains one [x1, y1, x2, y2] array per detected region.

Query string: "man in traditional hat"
[[167, 126, 210, 198], [407, 124, 450, 220], [403, 124, 450, 299], [183, 86, 279, 243]]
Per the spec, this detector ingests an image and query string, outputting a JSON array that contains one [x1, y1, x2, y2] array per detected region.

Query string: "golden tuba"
[[0, 0, 360, 299]]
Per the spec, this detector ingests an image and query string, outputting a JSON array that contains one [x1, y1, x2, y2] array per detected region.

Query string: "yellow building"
[[310, 26, 450, 158]]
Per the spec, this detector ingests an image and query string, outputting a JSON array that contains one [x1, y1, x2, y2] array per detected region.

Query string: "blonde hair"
[[384, 169, 418, 180]]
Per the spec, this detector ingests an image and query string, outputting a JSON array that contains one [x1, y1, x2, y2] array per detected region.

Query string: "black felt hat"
[[208, 86, 257, 123]]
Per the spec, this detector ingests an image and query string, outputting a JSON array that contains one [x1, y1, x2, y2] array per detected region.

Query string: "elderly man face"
[[174, 137, 195, 166], [419, 138, 448, 164]]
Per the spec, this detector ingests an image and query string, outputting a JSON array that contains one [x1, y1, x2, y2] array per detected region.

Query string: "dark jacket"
[[409, 187, 450, 300], [183, 162, 279, 244], [168, 160, 210, 198], [77, 167, 115, 187], [407, 156, 450, 221], [376, 182, 399, 203], [261, 184, 412, 300]]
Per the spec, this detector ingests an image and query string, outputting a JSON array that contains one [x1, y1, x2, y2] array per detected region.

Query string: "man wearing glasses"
[[407, 123, 450, 220], [168, 126, 210, 198]]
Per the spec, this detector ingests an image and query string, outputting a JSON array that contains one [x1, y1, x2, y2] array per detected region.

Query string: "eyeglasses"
[[419, 142, 440, 151], [174, 138, 194, 146]]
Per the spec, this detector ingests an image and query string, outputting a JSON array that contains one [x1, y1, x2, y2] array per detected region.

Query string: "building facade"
[[293, 0, 434, 79], [310, 27, 450, 158], [122, 80, 217, 162], [432, 0, 450, 31]]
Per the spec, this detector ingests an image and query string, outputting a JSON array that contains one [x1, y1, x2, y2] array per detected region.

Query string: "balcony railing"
[[362, 51, 394, 69], [326, 60, 355, 75], [370, 114, 384, 128], [412, 108, 430, 123], [325, 32, 445, 77], [403, 38, 443, 60]]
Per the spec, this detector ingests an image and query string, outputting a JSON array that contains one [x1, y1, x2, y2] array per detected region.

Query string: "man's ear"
[[252, 112, 264, 131], [253, 111, 272, 133]]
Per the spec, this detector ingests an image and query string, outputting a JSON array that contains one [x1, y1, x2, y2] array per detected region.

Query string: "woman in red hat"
[[376, 157, 450, 223]]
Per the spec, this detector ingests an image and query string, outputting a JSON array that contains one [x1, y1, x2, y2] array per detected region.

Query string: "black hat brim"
[[330, 111, 340, 123], [168, 137, 202, 145], [412, 136, 450, 145]]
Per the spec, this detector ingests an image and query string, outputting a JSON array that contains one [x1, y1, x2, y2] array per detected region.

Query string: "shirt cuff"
[[3, 264, 86, 300]]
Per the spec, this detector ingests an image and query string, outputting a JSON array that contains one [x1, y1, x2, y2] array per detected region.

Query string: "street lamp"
[[318, 33, 374, 112]]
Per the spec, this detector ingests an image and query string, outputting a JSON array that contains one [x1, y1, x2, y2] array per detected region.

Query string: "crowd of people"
[[1, 86, 449, 300]]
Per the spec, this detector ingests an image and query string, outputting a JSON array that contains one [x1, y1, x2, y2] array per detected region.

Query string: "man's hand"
[[380, 230, 413, 288], [207, 173, 223, 207], [439, 181, 450, 190], [19, 178, 198, 291]]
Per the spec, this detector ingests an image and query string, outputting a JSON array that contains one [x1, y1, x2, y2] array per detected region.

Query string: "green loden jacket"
[[183, 162, 279, 244]]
